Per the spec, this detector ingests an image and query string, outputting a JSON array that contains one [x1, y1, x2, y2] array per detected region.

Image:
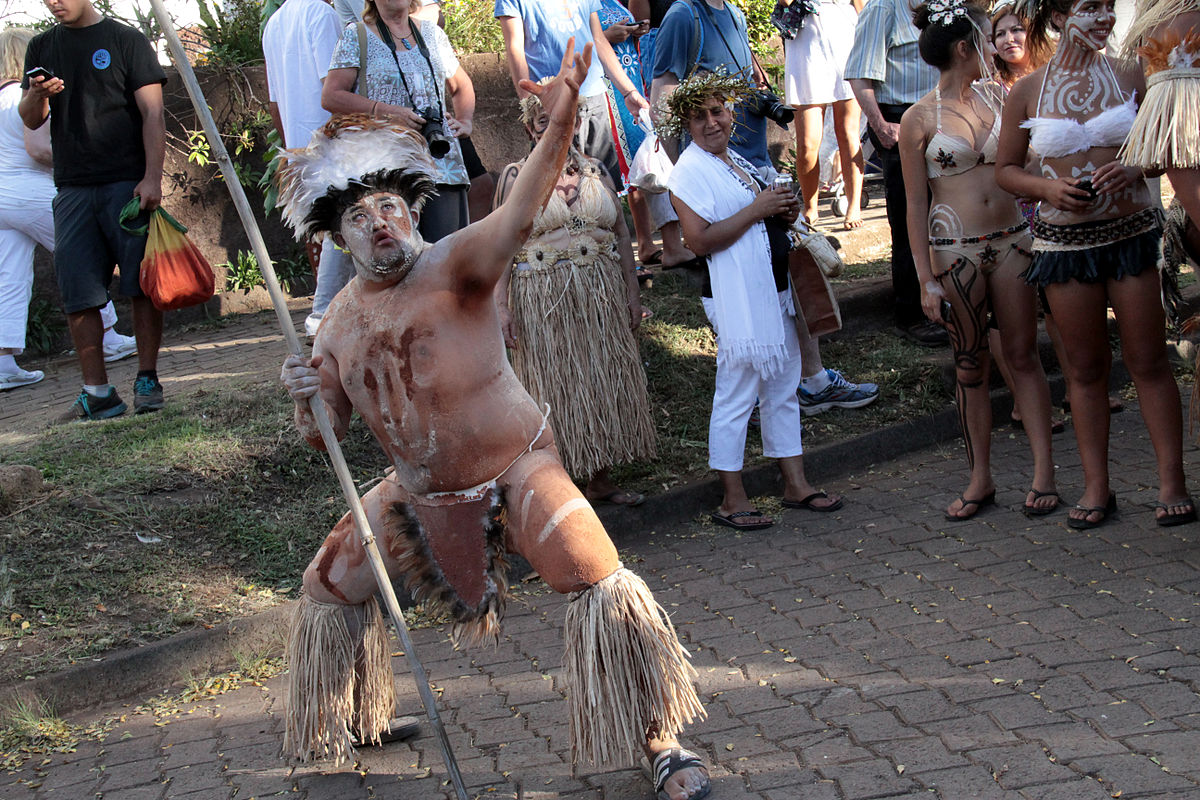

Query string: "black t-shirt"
[[22, 18, 166, 187]]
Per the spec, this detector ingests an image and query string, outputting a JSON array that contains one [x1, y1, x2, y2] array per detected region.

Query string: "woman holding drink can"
[[666, 71, 844, 532]]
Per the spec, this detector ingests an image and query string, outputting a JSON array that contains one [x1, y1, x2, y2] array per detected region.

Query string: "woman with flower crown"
[[996, 0, 1194, 528], [899, 0, 1058, 520]]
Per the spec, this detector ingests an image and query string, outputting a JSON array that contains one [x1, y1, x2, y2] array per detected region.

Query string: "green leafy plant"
[[196, 0, 264, 68], [24, 298, 64, 356], [442, 0, 504, 53], [221, 249, 309, 294]]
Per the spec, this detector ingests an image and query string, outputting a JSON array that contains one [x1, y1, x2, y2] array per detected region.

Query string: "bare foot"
[[843, 212, 863, 229]]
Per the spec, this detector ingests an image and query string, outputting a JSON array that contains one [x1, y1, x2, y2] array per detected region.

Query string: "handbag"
[[791, 216, 843, 278], [120, 198, 215, 312], [627, 110, 673, 193], [788, 245, 842, 338], [770, 0, 820, 40]]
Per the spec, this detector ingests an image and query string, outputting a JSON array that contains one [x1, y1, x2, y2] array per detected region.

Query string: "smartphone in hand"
[[25, 66, 55, 82]]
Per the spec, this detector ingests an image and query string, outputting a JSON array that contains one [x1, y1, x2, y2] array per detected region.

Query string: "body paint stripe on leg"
[[537, 497, 591, 545]]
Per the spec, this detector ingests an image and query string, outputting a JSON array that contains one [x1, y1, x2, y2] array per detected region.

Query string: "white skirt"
[[782, 0, 858, 107]]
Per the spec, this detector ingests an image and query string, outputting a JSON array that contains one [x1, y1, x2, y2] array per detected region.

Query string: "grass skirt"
[[508, 248, 656, 477], [1120, 67, 1200, 169], [283, 595, 395, 764], [563, 568, 705, 767]]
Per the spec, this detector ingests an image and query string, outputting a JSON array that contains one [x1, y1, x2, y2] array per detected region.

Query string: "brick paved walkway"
[[6, 391, 1200, 798]]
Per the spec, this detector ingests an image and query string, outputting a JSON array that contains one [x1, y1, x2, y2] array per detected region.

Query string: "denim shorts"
[[52, 180, 150, 313]]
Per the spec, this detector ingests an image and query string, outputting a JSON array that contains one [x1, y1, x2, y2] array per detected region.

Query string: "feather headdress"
[[276, 114, 439, 241]]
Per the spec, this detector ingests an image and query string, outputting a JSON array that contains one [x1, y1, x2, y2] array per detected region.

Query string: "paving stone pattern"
[[6, 393, 1200, 798]]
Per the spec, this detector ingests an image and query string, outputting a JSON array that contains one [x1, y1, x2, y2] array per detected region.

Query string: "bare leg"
[[628, 188, 657, 260], [988, 327, 1017, 417], [778, 454, 841, 508], [989, 256, 1056, 512], [794, 104, 825, 224], [66, 306, 106, 386], [1043, 309, 1072, 407], [1044, 281, 1112, 524], [585, 466, 644, 506], [715, 468, 770, 525], [130, 295, 162, 373], [1168, 167, 1200, 235], [1108, 269, 1191, 518], [939, 261, 995, 517], [831, 98, 864, 229], [659, 221, 695, 267]]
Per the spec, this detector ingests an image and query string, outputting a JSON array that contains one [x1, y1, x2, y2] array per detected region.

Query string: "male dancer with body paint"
[[276, 44, 711, 800]]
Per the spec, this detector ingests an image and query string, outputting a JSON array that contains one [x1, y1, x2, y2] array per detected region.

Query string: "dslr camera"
[[416, 106, 451, 158], [748, 89, 794, 128]]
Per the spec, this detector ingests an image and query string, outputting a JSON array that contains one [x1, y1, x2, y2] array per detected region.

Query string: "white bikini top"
[[1019, 60, 1138, 158], [925, 84, 1001, 178]]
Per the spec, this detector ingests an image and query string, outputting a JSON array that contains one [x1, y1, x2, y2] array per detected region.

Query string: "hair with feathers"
[[276, 114, 439, 240], [1122, 0, 1198, 56], [912, 0, 992, 69]]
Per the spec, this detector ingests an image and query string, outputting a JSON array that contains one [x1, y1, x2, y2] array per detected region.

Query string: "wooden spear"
[[144, 3, 468, 796]]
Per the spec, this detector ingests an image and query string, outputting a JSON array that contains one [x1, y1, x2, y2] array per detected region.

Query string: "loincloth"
[[389, 480, 510, 648]]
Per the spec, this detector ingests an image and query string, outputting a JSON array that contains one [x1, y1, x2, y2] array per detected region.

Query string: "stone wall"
[[29, 53, 796, 347]]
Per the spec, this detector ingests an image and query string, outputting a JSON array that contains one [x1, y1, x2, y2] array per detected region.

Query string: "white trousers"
[[703, 292, 805, 472], [0, 175, 55, 351], [0, 176, 118, 352]]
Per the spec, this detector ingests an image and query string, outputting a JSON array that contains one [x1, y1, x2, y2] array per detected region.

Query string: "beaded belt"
[[930, 220, 1029, 247]]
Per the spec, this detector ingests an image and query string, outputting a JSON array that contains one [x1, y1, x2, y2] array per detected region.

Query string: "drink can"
[[773, 175, 793, 192]]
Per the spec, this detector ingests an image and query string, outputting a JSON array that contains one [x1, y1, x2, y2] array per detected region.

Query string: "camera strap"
[[376, 19, 444, 119], [690, 0, 778, 98]]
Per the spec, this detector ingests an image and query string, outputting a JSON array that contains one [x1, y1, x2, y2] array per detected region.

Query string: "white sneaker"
[[304, 313, 322, 338], [102, 334, 138, 363], [0, 367, 45, 391]]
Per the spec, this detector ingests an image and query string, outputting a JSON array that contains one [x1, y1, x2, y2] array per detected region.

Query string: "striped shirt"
[[843, 0, 936, 106]]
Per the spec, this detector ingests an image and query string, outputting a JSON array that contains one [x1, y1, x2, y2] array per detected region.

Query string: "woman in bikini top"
[[899, 0, 1058, 521], [996, 0, 1194, 529]]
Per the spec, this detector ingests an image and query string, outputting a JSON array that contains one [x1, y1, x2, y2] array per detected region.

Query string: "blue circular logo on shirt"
[[92, 49, 111, 69]]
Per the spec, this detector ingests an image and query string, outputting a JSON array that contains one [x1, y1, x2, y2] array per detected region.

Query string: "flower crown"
[[656, 68, 754, 138], [927, 0, 969, 26]]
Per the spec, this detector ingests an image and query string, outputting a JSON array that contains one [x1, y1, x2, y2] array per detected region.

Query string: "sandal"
[[650, 747, 711, 800], [1068, 493, 1117, 530], [781, 490, 844, 512], [944, 489, 996, 521], [710, 509, 773, 531], [1154, 496, 1197, 527], [1023, 488, 1060, 517]]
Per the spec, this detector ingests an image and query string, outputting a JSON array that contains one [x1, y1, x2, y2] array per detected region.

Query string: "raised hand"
[[518, 37, 593, 129]]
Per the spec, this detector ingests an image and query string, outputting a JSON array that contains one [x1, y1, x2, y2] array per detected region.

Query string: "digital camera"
[[416, 106, 451, 158], [748, 90, 794, 128]]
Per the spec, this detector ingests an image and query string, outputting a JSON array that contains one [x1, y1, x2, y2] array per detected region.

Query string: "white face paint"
[[1062, 0, 1116, 51], [336, 192, 424, 283]]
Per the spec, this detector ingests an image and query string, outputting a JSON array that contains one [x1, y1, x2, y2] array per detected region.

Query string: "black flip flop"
[[1068, 493, 1117, 530], [1155, 497, 1197, 527], [944, 489, 996, 521], [640, 248, 663, 266], [710, 510, 773, 531], [782, 490, 844, 512], [1023, 488, 1060, 517]]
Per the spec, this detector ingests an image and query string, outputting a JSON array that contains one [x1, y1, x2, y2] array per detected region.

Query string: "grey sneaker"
[[57, 387, 127, 423], [133, 375, 164, 414], [799, 368, 880, 416]]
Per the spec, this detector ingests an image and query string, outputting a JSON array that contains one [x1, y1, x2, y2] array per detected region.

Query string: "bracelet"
[[370, 100, 379, 116], [622, 88, 637, 98]]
